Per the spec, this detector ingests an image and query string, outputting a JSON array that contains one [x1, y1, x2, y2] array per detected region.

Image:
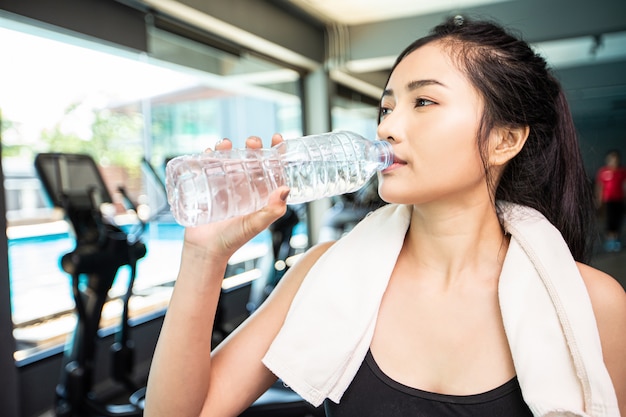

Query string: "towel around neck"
[[262, 203, 619, 416]]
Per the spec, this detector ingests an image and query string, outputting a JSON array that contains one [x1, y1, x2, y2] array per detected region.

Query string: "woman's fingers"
[[213, 138, 232, 152], [213, 134, 280, 151], [185, 135, 290, 258], [198, 186, 290, 256], [245, 136, 263, 149], [238, 186, 290, 240], [271, 133, 284, 147]]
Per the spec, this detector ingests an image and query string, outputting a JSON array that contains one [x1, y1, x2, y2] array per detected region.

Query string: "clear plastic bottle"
[[165, 131, 393, 226]]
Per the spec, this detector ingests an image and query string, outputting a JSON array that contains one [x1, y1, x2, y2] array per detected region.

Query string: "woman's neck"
[[402, 201, 508, 287]]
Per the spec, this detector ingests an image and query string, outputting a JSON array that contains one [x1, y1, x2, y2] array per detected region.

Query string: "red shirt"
[[596, 166, 626, 202]]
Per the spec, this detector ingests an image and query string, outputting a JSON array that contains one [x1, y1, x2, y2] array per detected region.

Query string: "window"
[[316, 86, 382, 242], [1, 18, 303, 362], [331, 86, 379, 138]]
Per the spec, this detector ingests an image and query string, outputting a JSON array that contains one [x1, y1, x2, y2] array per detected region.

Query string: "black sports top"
[[324, 349, 533, 417]]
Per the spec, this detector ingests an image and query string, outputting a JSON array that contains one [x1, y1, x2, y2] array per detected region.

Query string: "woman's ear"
[[489, 125, 529, 166]]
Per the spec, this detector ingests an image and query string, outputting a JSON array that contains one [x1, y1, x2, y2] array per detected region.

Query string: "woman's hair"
[[381, 16, 596, 262]]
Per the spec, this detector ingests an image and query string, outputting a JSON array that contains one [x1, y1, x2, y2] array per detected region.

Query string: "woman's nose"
[[377, 111, 399, 143]]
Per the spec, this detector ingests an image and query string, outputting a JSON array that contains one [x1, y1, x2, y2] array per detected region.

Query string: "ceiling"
[[278, 0, 626, 124], [284, 0, 512, 25]]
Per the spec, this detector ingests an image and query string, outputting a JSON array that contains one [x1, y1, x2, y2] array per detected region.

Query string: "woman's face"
[[377, 42, 490, 208]]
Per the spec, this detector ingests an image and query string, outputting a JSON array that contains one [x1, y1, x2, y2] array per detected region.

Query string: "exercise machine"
[[35, 153, 146, 417]]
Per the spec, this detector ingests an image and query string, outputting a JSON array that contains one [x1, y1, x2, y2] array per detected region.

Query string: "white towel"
[[262, 203, 619, 416]]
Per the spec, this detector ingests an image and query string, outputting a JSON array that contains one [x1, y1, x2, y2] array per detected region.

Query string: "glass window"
[[331, 85, 379, 138], [318, 86, 382, 242], [1, 17, 303, 362]]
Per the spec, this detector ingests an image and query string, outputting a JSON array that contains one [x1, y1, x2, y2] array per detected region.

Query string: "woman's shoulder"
[[576, 262, 626, 352], [293, 240, 336, 276], [578, 262, 626, 301], [268, 241, 336, 302], [577, 262, 626, 408], [577, 262, 626, 315]]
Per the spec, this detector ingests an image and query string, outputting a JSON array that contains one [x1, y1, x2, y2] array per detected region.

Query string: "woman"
[[145, 17, 626, 416]]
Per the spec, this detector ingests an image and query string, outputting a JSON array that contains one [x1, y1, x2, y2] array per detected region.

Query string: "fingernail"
[[280, 189, 290, 202], [248, 136, 262, 147]]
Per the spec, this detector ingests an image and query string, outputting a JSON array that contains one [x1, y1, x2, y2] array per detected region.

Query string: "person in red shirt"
[[596, 150, 626, 252]]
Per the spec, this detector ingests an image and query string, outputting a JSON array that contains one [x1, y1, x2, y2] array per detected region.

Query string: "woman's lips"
[[382, 156, 407, 173]]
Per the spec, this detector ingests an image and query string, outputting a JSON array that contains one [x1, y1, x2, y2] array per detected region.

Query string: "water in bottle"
[[166, 131, 393, 226]]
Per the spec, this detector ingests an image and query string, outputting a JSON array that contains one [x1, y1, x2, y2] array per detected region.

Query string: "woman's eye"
[[380, 107, 392, 117], [414, 98, 435, 107]]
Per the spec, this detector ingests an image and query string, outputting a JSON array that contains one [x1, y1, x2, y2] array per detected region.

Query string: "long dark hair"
[[381, 16, 596, 262]]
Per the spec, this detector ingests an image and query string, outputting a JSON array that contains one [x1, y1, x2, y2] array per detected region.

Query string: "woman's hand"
[[182, 133, 288, 263]]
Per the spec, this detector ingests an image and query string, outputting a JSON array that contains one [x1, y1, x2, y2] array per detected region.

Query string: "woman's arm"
[[143, 183, 289, 417], [203, 240, 333, 416], [145, 230, 333, 417], [144, 133, 337, 416], [578, 262, 626, 414]]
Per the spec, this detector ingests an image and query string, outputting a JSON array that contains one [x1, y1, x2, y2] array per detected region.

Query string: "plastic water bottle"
[[165, 131, 393, 226]]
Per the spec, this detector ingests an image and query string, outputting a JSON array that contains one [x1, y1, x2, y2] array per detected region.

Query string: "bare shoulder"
[[577, 262, 626, 315], [577, 262, 626, 409], [261, 240, 336, 308], [290, 240, 336, 276], [577, 263, 626, 332]]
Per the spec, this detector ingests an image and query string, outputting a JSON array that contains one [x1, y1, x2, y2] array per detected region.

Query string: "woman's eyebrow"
[[382, 79, 446, 99], [406, 79, 446, 91]]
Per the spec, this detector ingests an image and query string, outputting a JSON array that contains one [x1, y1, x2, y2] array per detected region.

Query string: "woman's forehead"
[[386, 43, 472, 94]]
